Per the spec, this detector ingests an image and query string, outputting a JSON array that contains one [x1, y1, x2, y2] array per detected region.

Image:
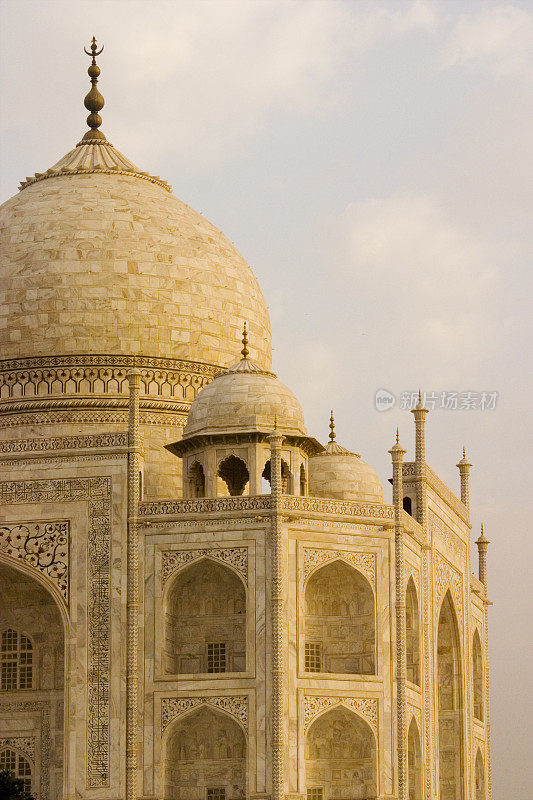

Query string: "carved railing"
[[139, 494, 394, 520]]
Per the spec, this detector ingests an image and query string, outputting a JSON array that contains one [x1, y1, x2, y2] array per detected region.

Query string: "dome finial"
[[329, 410, 336, 442], [241, 322, 249, 359], [82, 36, 106, 143]]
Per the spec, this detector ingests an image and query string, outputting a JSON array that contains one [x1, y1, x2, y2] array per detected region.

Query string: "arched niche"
[[304, 560, 375, 675], [300, 464, 307, 496], [164, 705, 246, 800], [262, 458, 293, 494], [165, 559, 246, 675], [188, 460, 206, 498], [218, 455, 249, 497], [473, 629, 483, 721], [0, 747, 33, 796], [0, 560, 65, 800], [406, 577, 420, 685], [438, 591, 464, 800], [475, 748, 485, 800], [305, 706, 376, 800], [407, 716, 422, 800]]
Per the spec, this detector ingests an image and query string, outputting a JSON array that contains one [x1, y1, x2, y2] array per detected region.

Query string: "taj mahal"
[[0, 40, 491, 800]]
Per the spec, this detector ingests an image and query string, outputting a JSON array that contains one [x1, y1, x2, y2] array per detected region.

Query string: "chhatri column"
[[126, 367, 142, 800], [268, 427, 286, 800], [390, 430, 408, 800], [457, 446, 472, 513]]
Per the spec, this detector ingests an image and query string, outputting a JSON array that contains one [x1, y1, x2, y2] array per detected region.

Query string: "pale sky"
[[1, 0, 532, 795]]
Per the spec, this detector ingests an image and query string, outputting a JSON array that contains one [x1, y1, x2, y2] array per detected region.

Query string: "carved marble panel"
[[162, 547, 248, 585], [303, 548, 376, 588], [303, 696, 378, 734], [0, 521, 69, 603], [161, 696, 248, 734]]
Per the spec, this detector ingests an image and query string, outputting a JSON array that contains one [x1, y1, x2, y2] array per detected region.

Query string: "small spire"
[[241, 322, 249, 359], [463, 445, 466, 459], [329, 410, 336, 442], [396, 427, 400, 445], [82, 36, 106, 143]]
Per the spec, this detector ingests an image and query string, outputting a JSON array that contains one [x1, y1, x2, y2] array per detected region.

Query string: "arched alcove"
[[218, 456, 249, 496], [262, 458, 293, 494], [305, 706, 376, 800], [407, 716, 422, 800], [406, 578, 420, 685], [164, 705, 246, 800], [475, 748, 485, 800], [438, 591, 463, 800], [188, 460, 206, 498], [473, 629, 483, 721], [403, 496, 413, 515], [304, 560, 375, 675], [165, 559, 246, 674], [0, 561, 65, 800], [0, 748, 33, 796]]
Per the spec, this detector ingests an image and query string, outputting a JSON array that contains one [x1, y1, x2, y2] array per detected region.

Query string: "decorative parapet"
[[0, 354, 217, 405], [140, 495, 271, 516], [303, 548, 376, 588], [139, 494, 394, 520], [161, 547, 248, 585], [400, 509, 423, 540], [303, 695, 378, 734], [161, 695, 248, 734], [0, 521, 69, 602], [0, 432, 128, 454]]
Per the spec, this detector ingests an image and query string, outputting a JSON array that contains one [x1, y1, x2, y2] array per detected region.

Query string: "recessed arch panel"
[[304, 559, 375, 675], [438, 591, 464, 800]]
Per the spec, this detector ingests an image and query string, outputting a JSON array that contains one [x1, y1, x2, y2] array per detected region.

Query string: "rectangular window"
[[207, 642, 227, 673], [207, 788, 226, 800], [305, 642, 322, 673], [307, 789, 323, 800]]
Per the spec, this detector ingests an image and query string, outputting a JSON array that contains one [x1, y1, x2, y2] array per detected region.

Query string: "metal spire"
[[82, 36, 106, 142], [241, 322, 249, 359], [329, 410, 336, 442]]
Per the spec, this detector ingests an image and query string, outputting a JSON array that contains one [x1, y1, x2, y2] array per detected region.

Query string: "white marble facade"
[[0, 61, 491, 800]]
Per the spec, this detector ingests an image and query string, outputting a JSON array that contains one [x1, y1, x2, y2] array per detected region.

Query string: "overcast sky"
[[1, 0, 532, 795]]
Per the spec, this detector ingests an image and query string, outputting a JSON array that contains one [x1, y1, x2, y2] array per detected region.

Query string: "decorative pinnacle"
[[396, 427, 400, 445], [476, 523, 490, 546], [241, 322, 249, 359], [329, 411, 336, 442], [82, 36, 106, 142]]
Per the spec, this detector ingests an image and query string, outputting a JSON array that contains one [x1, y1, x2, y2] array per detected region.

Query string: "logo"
[[375, 389, 396, 412]]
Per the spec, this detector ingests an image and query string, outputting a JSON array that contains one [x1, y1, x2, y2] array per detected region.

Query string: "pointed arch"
[[406, 576, 420, 685], [438, 590, 464, 800], [473, 628, 483, 721], [165, 558, 246, 675], [217, 455, 249, 496], [262, 457, 293, 494], [0, 747, 33, 797], [188, 460, 206, 498], [407, 716, 422, 800], [475, 748, 485, 800], [0, 560, 65, 800], [164, 705, 246, 800], [304, 559, 375, 675], [305, 706, 376, 800]]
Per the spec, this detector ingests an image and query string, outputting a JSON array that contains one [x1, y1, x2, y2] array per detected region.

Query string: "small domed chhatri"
[[309, 412, 384, 503], [183, 324, 306, 439]]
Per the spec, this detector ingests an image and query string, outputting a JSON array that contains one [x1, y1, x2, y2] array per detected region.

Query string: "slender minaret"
[[268, 425, 286, 800], [457, 446, 472, 511], [389, 428, 408, 800], [476, 523, 490, 587]]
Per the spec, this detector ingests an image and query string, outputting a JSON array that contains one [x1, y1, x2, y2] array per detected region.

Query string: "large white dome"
[[0, 139, 271, 369]]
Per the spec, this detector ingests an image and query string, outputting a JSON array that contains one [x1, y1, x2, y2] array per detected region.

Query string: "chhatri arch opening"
[[437, 590, 464, 800], [304, 559, 375, 675], [305, 705, 377, 800], [164, 558, 246, 675], [0, 559, 66, 800], [164, 704, 246, 800]]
